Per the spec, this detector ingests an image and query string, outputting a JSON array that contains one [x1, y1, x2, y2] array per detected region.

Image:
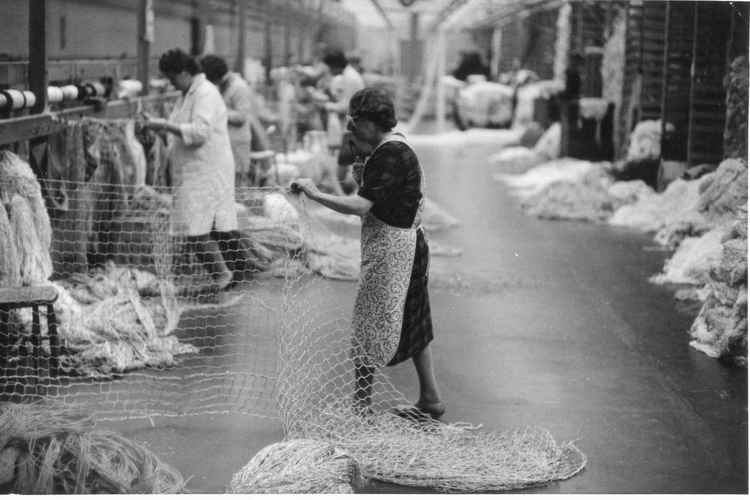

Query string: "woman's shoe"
[[389, 402, 445, 423], [415, 401, 445, 420]]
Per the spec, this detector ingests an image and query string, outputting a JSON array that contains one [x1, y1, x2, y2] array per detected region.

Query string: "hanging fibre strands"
[[0, 150, 53, 284], [0, 201, 20, 286], [9, 194, 53, 285]]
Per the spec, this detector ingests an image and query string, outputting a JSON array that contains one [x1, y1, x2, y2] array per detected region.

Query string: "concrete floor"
[[108, 133, 747, 493]]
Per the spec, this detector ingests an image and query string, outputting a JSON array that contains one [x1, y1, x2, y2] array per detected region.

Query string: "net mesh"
[[1, 118, 585, 492], [273, 279, 585, 492]]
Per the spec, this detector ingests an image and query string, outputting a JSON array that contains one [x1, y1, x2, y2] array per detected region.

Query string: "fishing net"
[[263, 279, 585, 492], [1, 118, 585, 492]]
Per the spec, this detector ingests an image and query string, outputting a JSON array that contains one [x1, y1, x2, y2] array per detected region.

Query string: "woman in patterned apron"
[[144, 49, 248, 293], [291, 87, 445, 420]]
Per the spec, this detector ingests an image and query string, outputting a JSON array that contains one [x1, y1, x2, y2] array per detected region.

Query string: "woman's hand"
[[143, 117, 169, 131], [290, 178, 319, 199]]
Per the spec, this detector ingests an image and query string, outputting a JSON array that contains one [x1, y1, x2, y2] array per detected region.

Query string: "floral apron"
[[351, 133, 425, 367]]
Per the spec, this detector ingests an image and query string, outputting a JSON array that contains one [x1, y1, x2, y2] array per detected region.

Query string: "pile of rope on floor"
[[230, 439, 361, 494], [229, 283, 586, 493], [10, 261, 191, 378], [492, 125, 747, 364], [0, 403, 185, 494]]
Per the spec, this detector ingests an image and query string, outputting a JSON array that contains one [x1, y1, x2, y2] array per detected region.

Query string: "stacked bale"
[[689, 205, 747, 365], [723, 56, 748, 160]]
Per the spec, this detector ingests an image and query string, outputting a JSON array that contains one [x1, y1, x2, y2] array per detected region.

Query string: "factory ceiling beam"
[[472, 0, 562, 29], [369, 0, 394, 29], [428, 0, 472, 32]]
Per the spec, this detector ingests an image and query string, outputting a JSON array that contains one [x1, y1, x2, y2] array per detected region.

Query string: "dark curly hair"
[[322, 49, 348, 71], [349, 87, 397, 132], [200, 54, 229, 83], [158, 48, 200, 76]]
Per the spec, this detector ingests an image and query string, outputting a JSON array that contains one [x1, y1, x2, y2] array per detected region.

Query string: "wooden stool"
[[0, 286, 60, 400]]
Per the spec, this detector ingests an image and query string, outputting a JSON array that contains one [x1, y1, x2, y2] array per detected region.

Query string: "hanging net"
[[0, 117, 585, 492]]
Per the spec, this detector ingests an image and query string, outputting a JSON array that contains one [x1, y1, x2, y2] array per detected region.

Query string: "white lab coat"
[[167, 73, 237, 235]]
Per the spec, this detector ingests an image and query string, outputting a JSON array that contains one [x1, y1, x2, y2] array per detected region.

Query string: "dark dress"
[[357, 140, 434, 366]]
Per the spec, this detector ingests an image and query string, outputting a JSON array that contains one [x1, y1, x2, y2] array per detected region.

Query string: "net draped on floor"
[[1, 144, 585, 492]]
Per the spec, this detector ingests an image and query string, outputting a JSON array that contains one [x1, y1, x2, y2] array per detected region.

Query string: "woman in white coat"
[[144, 49, 247, 293]]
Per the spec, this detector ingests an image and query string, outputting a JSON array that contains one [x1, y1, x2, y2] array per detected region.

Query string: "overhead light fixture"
[[398, 0, 418, 7]]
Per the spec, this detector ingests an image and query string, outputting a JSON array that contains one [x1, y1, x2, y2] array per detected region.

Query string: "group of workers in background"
[[141, 46, 365, 295]]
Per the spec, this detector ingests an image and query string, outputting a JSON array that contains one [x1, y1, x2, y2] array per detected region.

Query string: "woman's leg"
[[189, 234, 232, 291], [212, 230, 251, 283], [412, 345, 444, 413], [354, 362, 374, 410]]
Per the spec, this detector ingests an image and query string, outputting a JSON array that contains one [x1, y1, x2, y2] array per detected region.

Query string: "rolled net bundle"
[[229, 439, 361, 494]]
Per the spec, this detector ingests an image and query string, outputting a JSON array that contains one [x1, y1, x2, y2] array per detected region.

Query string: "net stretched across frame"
[[1, 125, 585, 491]]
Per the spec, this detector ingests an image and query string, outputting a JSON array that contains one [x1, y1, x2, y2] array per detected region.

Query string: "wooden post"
[[407, 12, 420, 84], [575, 1, 583, 54], [659, 1, 670, 164], [725, 2, 736, 72], [236, 0, 247, 73], [686, 2, 698, 166], [137, 0, 153, 95], [28, 0, 47, 114], [298, 22, 307, 64], [436, 29, 446, 132], [263, 0, 273, 83], [637, 0, 644, 122], [283, 4, 291, 66], [191, 1, 208, 56]]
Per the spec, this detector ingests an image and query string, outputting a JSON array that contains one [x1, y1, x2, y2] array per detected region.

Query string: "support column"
[[137, 0, 153, 94], [405, 12, 421, 84], [236, 0, 247, 73], [29, 0, 47, 113], [263, 0, 273, 83], [283, 5, 292, 66], [436, 29, 447, 132]]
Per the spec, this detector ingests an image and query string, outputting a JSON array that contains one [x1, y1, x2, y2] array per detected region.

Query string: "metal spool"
[[22, 90, 36, 108]]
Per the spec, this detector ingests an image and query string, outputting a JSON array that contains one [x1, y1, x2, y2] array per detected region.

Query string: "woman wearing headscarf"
[[143, 48, 247, 292], [291, 87, 445, 420]]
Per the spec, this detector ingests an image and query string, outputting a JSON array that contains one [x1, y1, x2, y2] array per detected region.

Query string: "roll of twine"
[[0, 92, 8, 110], [90, 81, 106, 97], [84, 83, 96, 98], [61, 85, 79, 100], [47, 86, 64, 103], [4, 89, 26, 110], [117, 79, 143, 98], [22, 90, 36, 108]]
